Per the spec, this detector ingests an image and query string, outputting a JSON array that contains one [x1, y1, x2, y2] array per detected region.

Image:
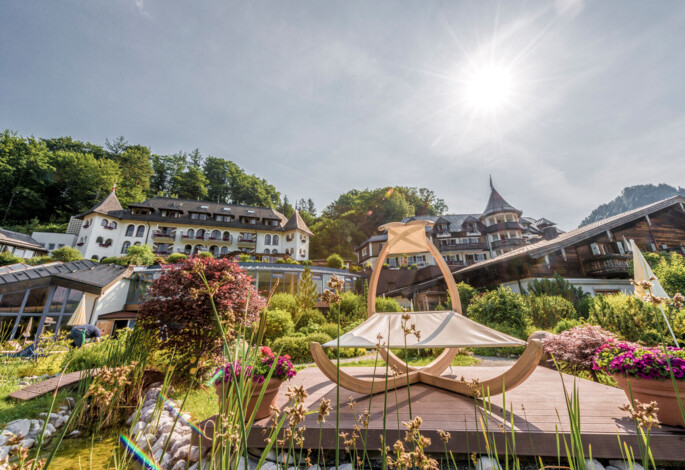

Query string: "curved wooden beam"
[[312, 339, 543, 398], [379, 347, 461, 374], [311, 342, 421, 395], [417, 339, 543, 397]]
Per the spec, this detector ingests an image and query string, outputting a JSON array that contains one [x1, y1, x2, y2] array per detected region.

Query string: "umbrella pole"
[[659, 305, 679, 348]]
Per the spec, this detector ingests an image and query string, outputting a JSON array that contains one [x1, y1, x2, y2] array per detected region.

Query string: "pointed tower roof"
[[76, 190, 123, 219], [481, 177, 521, 218], [283, 210, 314, 236]]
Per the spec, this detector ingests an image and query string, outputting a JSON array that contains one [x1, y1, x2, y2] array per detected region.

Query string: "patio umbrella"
[[630, 240, 678, 346], [67, 296, 87, 326]]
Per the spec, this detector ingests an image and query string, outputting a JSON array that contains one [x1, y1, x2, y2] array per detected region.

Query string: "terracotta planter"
[[215, 378, 282, 421], [613, 374, 685, 427]]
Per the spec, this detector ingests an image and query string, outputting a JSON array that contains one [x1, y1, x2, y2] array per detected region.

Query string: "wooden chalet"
[[380, 196, 685, 305]]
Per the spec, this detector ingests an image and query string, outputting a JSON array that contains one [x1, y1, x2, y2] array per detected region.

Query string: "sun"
[[463, 64, 514, 112]]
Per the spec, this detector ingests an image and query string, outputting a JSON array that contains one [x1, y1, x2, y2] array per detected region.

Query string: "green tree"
[[326, 253, 345, 269], [0, 131, 52, 223], [310, 218, 365, 259], [648, 252, 685, 297], [126, 244, 155, 266], [115, 145, 154, 206], [50, 246, 83, 262], [105, 136, 128, 158], [279, 196, 295, 218], [170, 152, 209, 200], [296, 267, 318, 314], [203, 156, 231, 202], [42, 136, 108, 160]]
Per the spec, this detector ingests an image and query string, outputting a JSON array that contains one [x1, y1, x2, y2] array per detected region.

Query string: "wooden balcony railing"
[[582, 254, 631, 277], [490, 238, 525, 250]]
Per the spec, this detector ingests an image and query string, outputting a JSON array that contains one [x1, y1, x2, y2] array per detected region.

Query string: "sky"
[[1, 1, 684, 230]]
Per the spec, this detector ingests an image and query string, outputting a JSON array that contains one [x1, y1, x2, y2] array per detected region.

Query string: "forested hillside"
[[0, 130, 447, 259], [579, 184, 685, 227]]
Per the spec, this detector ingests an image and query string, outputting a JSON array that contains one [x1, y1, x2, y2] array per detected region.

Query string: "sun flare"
[[463, 64, 514, 111]]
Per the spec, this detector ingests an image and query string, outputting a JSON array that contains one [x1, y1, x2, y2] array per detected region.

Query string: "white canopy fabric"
[[322, 310, 526, 349], [631, 240, 669, 299]]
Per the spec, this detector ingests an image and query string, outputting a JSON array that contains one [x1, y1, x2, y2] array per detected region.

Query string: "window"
[[272, 249, 277, 254], [136, 226, 145, 237], [196, 229, 205, 239], [48, 243, 55, 250], [272, 235, 279, 245], [264, 248, 270, 254], [101, 219, 108, 226], [362, 247, 368, 256], [210, 230, 221, 239], [223, 231, 230, 240], [273, 220, 279, 226], [121, 241, 131, 254], [96, 236, 103, 244], [265, 234, 271, 245], [134, 241, 140, 246], [187, 229, 195, 238], [199, 214, 208, 221], [0, 291, 26, 314], [110, 221, 117, 229], [220, 246, 228, 255], [191, 213, 199, 220], [215, 215, 223, 222], [126, 225, 135, 237]]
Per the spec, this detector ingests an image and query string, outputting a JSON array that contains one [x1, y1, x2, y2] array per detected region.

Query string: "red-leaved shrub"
[[542, 325, 615, 379], [137, 257, 265, 374]]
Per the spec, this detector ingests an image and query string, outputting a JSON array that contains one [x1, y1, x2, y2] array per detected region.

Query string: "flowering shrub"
[[543, 325, 615, 373], [214, 346, 296, 385], [137, 256, 265, 375], [593, 342, 685, 380]]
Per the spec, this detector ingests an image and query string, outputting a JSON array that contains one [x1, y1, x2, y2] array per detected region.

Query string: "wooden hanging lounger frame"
[[310, 220, 542, 397]]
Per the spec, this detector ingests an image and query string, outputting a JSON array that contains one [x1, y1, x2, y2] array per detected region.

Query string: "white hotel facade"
[[52, 191, 313, 262]]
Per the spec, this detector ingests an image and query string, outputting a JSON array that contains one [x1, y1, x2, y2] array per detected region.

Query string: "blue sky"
[[1, 1, 684, 229]]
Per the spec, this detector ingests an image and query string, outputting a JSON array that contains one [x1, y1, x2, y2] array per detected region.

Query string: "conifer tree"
[[296, 266, 318, 313]]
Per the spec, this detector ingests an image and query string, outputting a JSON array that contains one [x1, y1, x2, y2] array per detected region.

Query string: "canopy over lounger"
[[311, 219, 543, 397]]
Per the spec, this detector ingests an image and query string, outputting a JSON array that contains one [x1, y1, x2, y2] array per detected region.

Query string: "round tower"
[[479, 177, 524, 257]]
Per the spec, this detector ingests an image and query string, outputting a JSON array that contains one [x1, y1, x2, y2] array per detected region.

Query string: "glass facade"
[[243, 265, 363, 297], [0, 284, 86, 340]]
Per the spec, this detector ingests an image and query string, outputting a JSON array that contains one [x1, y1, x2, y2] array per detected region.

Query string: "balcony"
[[439, 242, 486, 252], [238, 237, 256, 244], [583, 254, 631, 277], [482, 221, 522, 233], [153, 231, 176, 240], [490, 238, 525, 250], [102, 225, 116, 230]]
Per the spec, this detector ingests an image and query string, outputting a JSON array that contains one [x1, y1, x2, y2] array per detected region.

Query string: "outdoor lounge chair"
[[310, 220, 543, 397]]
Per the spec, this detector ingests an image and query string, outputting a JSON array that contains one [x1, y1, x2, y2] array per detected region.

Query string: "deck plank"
[[8, 369, 99, 401], [199, 365, 685, 461]]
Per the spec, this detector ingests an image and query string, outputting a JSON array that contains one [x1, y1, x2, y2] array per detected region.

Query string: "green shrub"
[[320, 323, 341, 339], [0, 251, 23, 266], [467, 287, 530, 339], [301, 260, 313, 266], [365, 262, 373, 270], [375, 296, 402, 313], [650, 252, 685, 297], [526, 295, 577, 330], [166, 253, 187, 264], [294, 308, 327, 329], [263, 308, 294, 344], [26, 255, 52, 266], [271, 332, 333, 363], [100, 256, 118, 264], [50, 246, 83, 262], [325, 346, 367, 359], [436, 282, 478, 313], [269, 293, 298, 316], [326, 253, 344, 269], [588, 293, 683, 345], [329, 292, 366, 327], [196, 251, 213, 259], [525, 273, 590, 317], [553, 318, 584, 334], [239, 254, 251, 262]]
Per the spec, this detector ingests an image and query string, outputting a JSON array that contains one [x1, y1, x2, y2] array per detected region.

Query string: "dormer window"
[[199, 213, 208, 221], [190, 213, 199, 220]]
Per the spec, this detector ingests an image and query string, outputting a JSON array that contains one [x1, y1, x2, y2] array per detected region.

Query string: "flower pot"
[[613, 374, 685, 427], [215, 378, 282, 421]]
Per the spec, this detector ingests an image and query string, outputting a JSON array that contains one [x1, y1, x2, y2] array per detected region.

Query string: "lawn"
[[339, 353, 480, 368]]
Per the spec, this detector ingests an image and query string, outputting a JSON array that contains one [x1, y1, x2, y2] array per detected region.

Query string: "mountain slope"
[[579, 184, 685, 227]]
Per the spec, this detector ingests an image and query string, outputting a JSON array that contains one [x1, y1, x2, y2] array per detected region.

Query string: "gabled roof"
[[0, 228, 48, 253], [282, 211, 313, 236], [481, 178, 521, 218], [458, 195, 685, 275], [77, 190, 123, 219]]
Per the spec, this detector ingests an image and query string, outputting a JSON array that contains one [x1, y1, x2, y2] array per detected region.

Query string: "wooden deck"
[[8, 369, 98, 401], [199, 366, 685, 462]]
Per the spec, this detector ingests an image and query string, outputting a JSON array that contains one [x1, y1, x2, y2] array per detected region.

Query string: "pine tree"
[[296, 267, 318, 314]]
